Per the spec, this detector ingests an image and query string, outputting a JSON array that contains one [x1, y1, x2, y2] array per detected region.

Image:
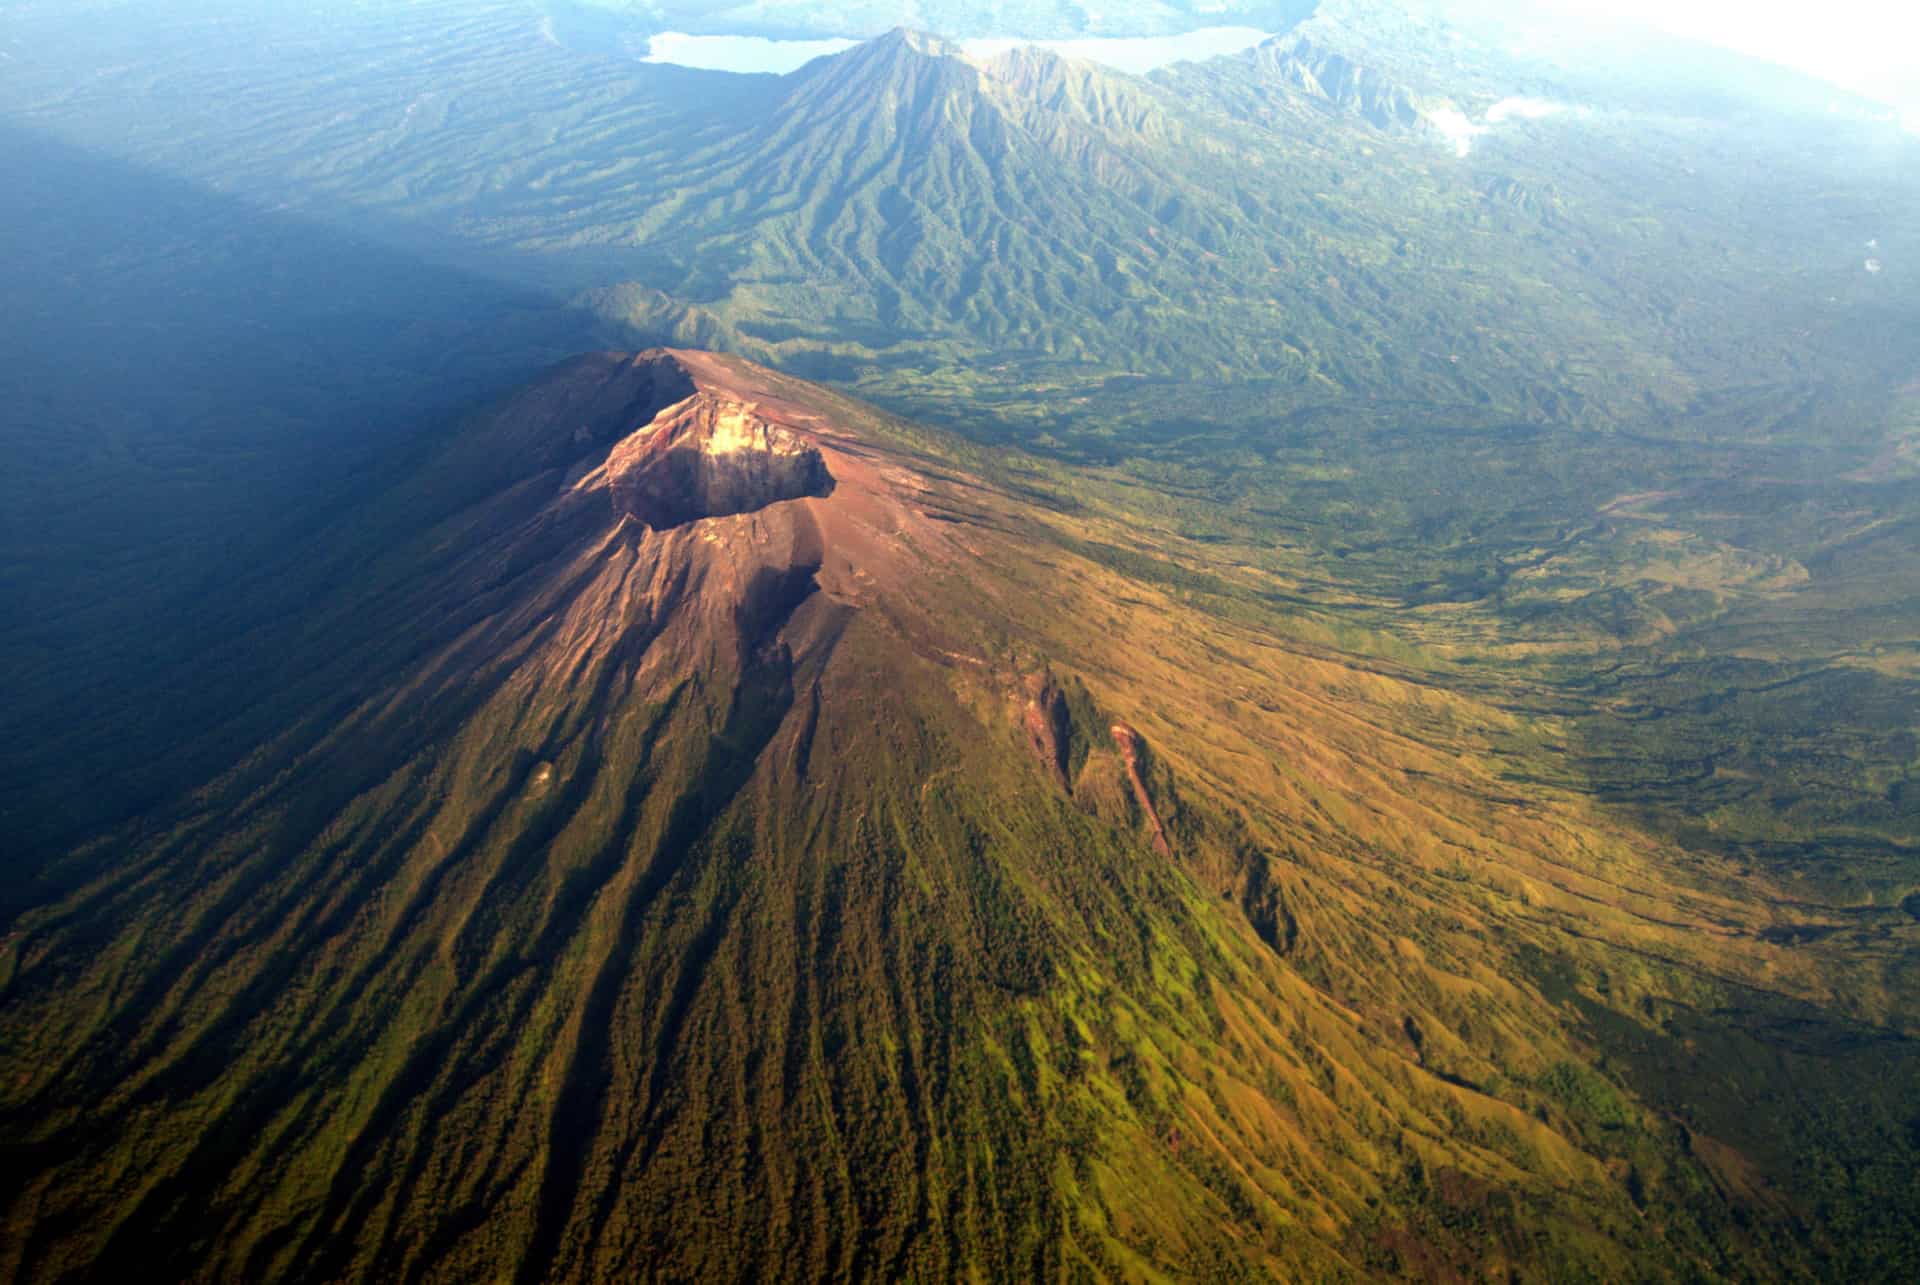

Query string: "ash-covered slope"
[[2, 351, 1913, 1281]]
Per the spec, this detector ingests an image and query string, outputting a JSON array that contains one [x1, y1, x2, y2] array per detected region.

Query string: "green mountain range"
[[1, 1, 1917, 1279]]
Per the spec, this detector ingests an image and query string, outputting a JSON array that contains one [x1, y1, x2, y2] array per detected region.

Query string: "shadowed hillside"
[[0, 124, 602, 873]]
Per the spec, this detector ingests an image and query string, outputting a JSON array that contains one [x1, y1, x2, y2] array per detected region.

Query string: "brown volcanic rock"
[[1109, 721, 1173, 856]]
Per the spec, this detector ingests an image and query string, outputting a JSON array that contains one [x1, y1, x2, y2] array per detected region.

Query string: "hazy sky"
[[1545, 0, 1920, 118]]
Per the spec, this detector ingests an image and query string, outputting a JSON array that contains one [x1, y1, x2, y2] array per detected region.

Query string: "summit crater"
[[606, 390, 835, 530]]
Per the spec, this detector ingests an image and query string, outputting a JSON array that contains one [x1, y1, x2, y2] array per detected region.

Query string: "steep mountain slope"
[[4, 351, 1915, 1281]]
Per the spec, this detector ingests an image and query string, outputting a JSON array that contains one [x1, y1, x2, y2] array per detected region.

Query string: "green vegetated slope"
[[4, 350, 1913, 1282]]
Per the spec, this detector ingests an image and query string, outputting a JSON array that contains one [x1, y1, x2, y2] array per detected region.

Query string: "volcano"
[[3, 350, 1911, 1281]]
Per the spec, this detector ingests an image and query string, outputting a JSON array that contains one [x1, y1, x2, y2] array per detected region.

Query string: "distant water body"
[[642, 28, 1273, 77], [642, 34, 859, 74]]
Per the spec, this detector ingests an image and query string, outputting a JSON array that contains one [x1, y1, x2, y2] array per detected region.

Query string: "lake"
[[642, 27, 1274, 77]]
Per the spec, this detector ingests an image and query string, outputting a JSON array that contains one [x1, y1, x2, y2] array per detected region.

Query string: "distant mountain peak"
[[788, 25, 979, 101], [970, 40, 1109, 87], [877, 27, 960, 58]]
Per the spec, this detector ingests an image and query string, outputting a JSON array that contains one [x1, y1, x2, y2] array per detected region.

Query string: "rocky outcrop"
[[1021, 672, 1074, 791], [1109, 722, 1173, 856], [1015, 668, 1175, 857]]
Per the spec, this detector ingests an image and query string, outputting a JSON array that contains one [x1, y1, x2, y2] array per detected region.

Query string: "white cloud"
[[1485, 96, 1566, 124], [1424, 106, 1487, 157], [1425, 97, 1587, 158]]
